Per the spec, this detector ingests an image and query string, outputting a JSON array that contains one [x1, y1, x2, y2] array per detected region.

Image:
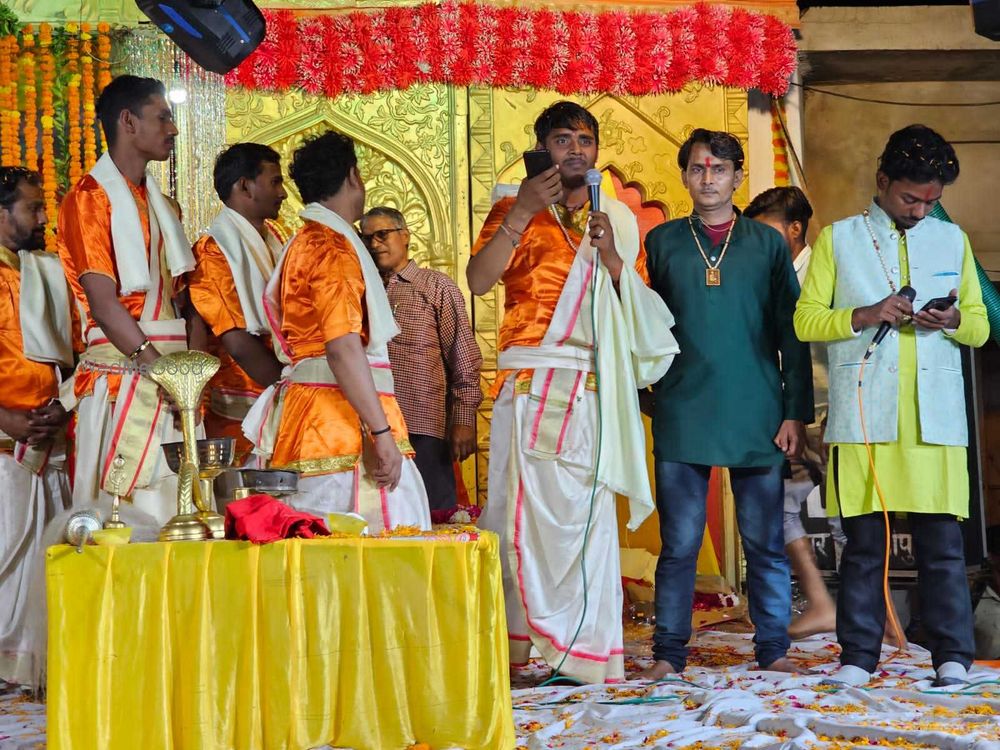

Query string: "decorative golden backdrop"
[[226, 84, 747, 503]]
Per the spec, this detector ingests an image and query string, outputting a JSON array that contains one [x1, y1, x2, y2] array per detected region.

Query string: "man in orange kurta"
[[58, 75, 196, 525], [467, 102, 677, 684], [243, 131, 430, 533], [188, 143, 285, 464], [0, 168, 74, 687]]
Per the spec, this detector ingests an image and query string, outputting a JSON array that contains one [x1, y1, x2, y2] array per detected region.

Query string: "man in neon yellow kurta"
[[794, 125, 989, 688]]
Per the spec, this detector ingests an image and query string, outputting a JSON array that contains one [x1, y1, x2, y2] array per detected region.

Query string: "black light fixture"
[[134, 0, 266, 75]]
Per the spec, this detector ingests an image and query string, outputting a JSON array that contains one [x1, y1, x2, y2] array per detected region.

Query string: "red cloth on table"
[[224, 494, 330, 543]]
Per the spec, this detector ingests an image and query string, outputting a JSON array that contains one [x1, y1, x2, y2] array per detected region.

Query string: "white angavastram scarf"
[[205, 206, 281, 335], [89, 152, 194, 294], [18, 250, 74, 367]]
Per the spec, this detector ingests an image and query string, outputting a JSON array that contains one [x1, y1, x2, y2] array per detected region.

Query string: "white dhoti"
[[482, 378, 624, 683], [71, 321, 195, 526], [291, 459, 431, 533], [479, 194, 679, 684], [72, 376, 189, 526], [243, 203, 431, 535], [0, 454, 69, 685]]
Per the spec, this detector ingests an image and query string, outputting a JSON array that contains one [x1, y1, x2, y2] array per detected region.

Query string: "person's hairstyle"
[[361, 206, 407, 229], [289, 130, 358, 205], [213, 143, 281, 202], [744, 186, 813, 235], [677, 128, 744, 171], [96, 75, 167, 148], [878, 124, 959, 185], [533, 101, 600, 148], [0, 167, 41, 210]]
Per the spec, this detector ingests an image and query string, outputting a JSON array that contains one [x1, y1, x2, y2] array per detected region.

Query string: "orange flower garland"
[[97, 23, 112, 153], [20, 25, 37, 172], [65, 26, 82, 187], [80, 23, 97, 171], [0, 34, 16, 166], [37, 24, 57, 240]]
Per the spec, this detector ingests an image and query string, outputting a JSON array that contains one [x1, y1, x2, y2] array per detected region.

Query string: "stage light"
[[135, 0, 266, 75], [168, 87, 188, 105]]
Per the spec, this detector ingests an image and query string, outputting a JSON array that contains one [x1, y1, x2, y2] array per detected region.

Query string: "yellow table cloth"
[[46, 533, 514, 750]]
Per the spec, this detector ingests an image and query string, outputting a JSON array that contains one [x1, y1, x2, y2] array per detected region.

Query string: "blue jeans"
[[837, 511, 974, 673], [652, 461, 791, 671]]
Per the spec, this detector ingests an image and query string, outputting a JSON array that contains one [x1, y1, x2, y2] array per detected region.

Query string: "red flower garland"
[[226, 2, 797, 97]]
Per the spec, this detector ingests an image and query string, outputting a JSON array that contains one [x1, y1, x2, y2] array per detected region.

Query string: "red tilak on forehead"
[[704, 157, 712, 168], [918, 186, 937, 201]]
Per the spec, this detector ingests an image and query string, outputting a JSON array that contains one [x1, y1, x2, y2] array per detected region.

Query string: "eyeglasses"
[[359, 227, 405, 246]]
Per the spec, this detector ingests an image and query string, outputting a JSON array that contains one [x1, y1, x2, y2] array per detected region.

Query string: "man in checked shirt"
[[360, 207, 483, 510]]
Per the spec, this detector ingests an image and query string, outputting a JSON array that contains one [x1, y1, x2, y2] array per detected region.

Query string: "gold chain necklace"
[[550, 204, 586, 249], [862, 209, 898, 294], [688, 214, 736, 286]]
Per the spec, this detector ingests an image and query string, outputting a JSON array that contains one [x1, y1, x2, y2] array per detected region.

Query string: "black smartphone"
[[919, 295, 957, 313], [523, 149, 554, 179]]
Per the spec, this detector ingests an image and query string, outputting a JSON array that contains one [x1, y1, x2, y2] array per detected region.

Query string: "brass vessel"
[[103, 454, 129, 530], [161, 438, 234, 540], [147, 351, 220, 542]]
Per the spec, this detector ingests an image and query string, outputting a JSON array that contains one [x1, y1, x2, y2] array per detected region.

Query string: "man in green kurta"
[[794, 125, 988, 687], [641, 129, 814, 679]]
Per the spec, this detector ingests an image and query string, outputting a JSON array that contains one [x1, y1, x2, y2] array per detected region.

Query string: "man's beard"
[[561, 173, 585, 190], [21, 230, 45, 251]]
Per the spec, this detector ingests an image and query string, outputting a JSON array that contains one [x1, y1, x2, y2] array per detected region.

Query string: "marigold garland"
[[80, 23, 97, 172], [38, 23, 57, 240], [20, 24, 37, 173], [65, 26, 82, 187], [0, 34, 16, 165], [227, 2, 797, 97], [97, 23, 111, 153]]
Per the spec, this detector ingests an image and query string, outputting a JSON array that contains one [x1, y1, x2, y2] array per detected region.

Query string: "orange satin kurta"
[[0, 249, 60, 417], [268, 221, 409, 477], [188, 235, 271, 461], [471, 197, 651, 390], [57, 174, 178, 400]]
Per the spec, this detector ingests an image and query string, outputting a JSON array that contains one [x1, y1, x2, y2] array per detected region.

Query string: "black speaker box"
[[135, 0, 265, 74], [972, 0, 1000, 42]]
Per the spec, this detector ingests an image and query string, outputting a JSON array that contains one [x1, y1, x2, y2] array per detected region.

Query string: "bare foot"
[[636, 659, 678, 681], [788, 606, 836, 640], [760, 657, 814, 675]]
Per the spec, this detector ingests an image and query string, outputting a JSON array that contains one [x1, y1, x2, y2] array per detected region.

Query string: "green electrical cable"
[[928, 203, 999, 344]]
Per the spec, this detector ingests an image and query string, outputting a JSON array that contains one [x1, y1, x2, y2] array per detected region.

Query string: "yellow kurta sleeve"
[[794, 225, 857, 343], [945, 233, 989, 348]]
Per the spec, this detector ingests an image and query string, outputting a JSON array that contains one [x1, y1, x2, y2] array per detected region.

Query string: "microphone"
[[864, 285, 916, 361], [585, 169, 602, 213]]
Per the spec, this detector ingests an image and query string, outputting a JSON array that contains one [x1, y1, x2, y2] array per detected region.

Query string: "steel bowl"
[[215, 467, 300, 516], [161, 438, 236, 473], [233, 468, 299, 495]]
